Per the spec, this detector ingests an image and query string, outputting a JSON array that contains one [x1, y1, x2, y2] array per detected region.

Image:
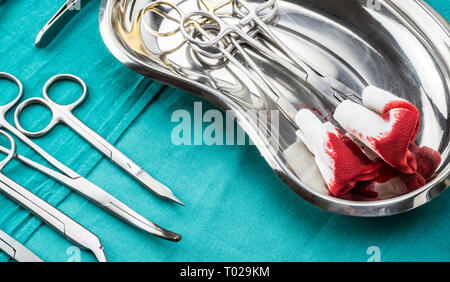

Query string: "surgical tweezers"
[[0, 130, 107, 262], [0, 229, 43, 262], [0, 72, 181, 241]]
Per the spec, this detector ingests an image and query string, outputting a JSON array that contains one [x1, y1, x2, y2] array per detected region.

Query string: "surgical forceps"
[[14, 74, 183, 205], [198, 0, 233, 14], [181, 11, 306, 121], [0, 73, 181, 242], [202, 0, 362, 107], [197, 0, 279, 38], [192, 0, 277, 60], [181, 7, 362, 124], [230, 0, 363, 108], [0, 229, 43, 262], [0, 130, 107, 262], [230, 0, 308, 72]]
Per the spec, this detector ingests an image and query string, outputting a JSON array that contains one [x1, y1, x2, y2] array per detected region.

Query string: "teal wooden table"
[[0, 0, 448, 262]]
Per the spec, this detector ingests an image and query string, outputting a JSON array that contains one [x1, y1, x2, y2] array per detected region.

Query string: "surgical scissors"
[[0, 140, 181, 242], [0, 73, 181, 242], [0, 229, 43, 262], [0, 130, 107, 262], [14, 74, 183, 205]]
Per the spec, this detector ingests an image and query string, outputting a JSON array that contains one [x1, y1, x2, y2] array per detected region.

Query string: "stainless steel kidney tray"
[[99, 0, 450, 216]]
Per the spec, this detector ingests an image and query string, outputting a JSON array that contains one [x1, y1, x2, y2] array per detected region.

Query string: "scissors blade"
[[74, 177, 181, 241], [0, 146, 181, 241], [0, 230, 43, 262], [127, 165, 184, 206], [65, 114, 184, 205], [0, 145, 181, 241], [100, 192, 182, 241], [0, 175, 107, 262], [35, 0, 92, 48]]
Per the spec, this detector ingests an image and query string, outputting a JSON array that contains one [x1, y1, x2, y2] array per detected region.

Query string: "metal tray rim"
[[98, 0, 450, 216]]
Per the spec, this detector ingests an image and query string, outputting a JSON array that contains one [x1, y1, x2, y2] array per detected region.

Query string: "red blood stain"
[[408, 142, 441, 180], [361, 142, 440, 195], [401, 173, 426, 191], [333, 141, 441, 199], [300, 99, 441, 198], [354, 181, 379, 198], [326, 132, 381, 196], [368, 101, 420, 174], [374, 162, 400, 183]]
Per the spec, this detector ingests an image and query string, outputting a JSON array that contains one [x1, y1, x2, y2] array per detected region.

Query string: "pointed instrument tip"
[[159, 189, 185, 206], [136, 170, 185, 206], [35, 30, 48, 48], [170, 194, 185, 206], [153, 225, 182, 242], [173, 234, 182, 242], [165, 232, 182, 242], [146, 223, 182, 242], [35, 33, 43, 48]]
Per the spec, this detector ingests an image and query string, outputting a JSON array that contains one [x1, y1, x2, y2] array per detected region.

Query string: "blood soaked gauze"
[[295, 86, 441, 198], [295, 110, 381, 196], [334, 86, 420, 174]]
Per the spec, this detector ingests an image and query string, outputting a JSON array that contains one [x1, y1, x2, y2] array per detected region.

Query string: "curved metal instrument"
[[0, 229, 43, 262], [0, 72, 181, 242], [35, 0, 94, 48], [0, 130, 107, 262]]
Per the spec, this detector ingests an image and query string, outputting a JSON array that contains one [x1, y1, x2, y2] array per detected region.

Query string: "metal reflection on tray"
[[99, 0, 450, 216]]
